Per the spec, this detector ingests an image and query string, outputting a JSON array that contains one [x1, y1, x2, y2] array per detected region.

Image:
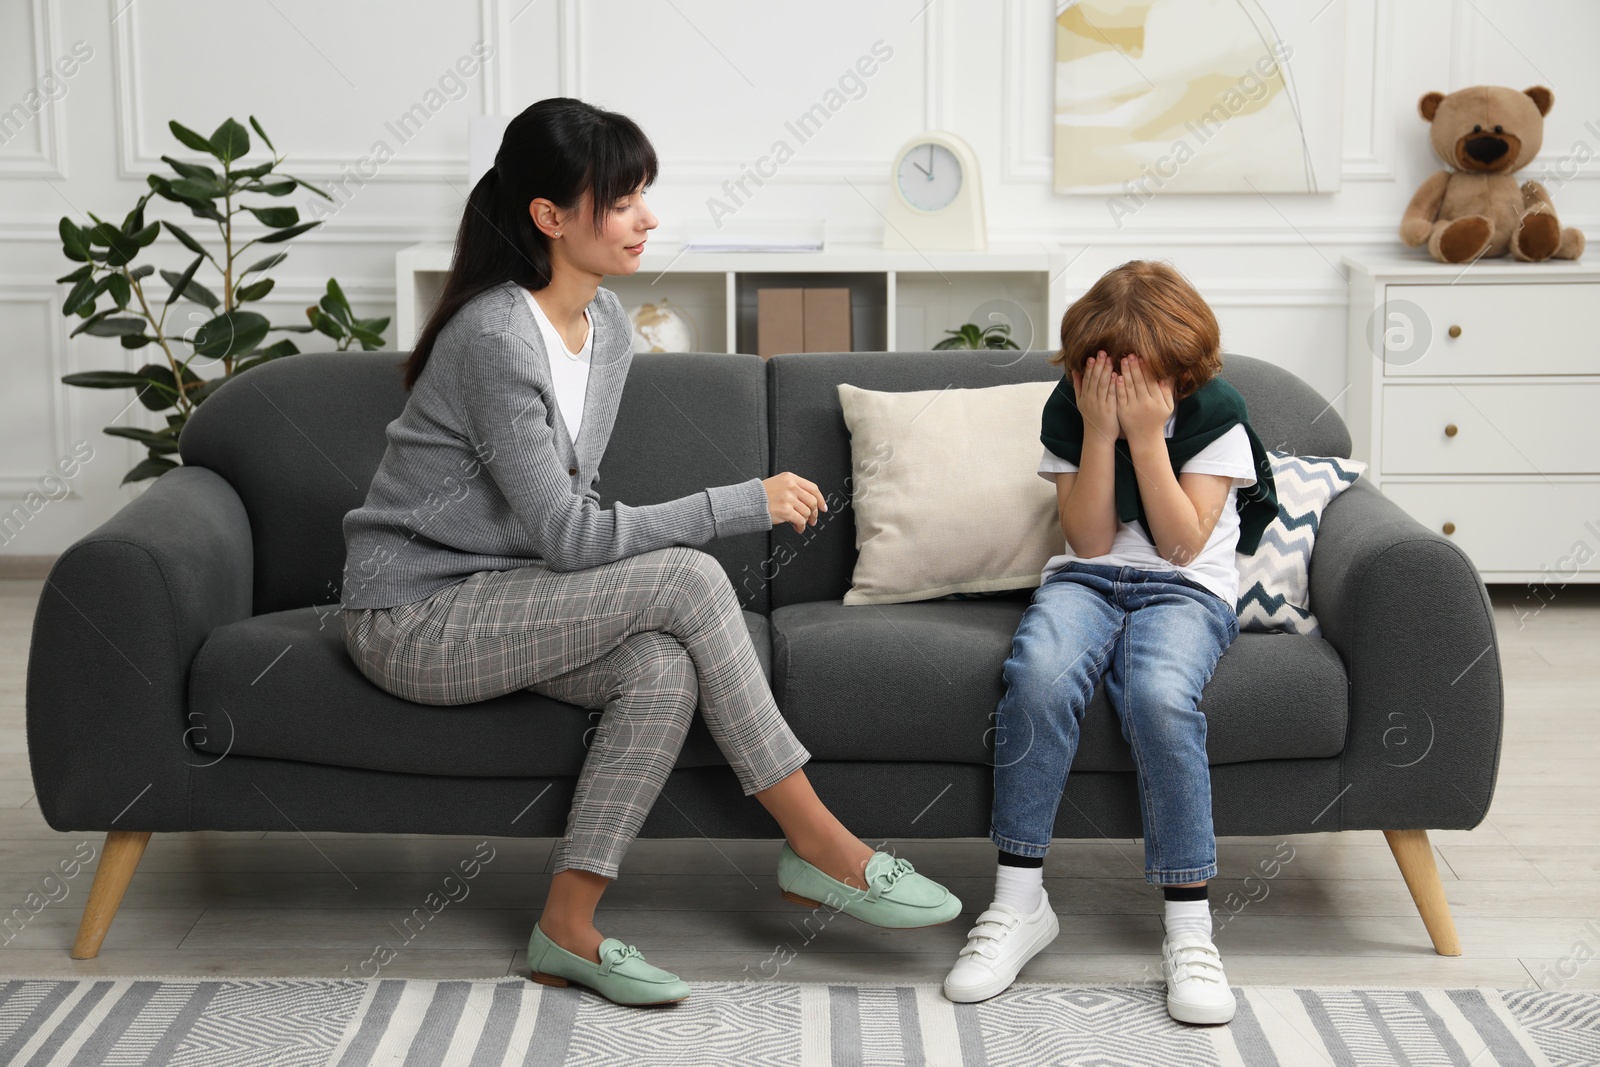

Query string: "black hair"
[[401, 97, 658, 389]]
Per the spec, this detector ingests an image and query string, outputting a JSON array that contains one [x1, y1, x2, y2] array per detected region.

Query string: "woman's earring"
[[553, 231, 562, 238]]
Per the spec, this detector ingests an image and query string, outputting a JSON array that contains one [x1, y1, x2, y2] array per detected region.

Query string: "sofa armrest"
[[26, 465, 253, 831], [1308, 478, 1503, 832]]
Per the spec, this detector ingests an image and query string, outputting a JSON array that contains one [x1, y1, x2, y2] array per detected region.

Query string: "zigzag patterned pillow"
[[1235, 452, 1367, 636]]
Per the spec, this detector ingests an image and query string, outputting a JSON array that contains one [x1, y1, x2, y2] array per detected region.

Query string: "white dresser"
[[1343, 252, 1600, 585]]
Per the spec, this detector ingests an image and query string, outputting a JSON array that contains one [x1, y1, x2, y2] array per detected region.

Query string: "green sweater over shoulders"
[[1039, 374, 1280, 555]]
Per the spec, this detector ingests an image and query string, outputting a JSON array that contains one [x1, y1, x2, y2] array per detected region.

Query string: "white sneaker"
[[1162, 930, 1237, 1024], [942, 891, 1060, 1003]]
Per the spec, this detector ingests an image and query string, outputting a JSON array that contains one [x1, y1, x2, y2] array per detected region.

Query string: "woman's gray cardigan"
[[339, 280, 771, 610]]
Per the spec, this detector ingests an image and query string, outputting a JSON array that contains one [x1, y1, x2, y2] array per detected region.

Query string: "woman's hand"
[[762, 472, 827, 534], [1071, 350, 1120, 446], [1114, 353, 1174, 445]]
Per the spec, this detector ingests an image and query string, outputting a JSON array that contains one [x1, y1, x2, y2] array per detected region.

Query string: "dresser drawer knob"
[[1444, 423, 1459, 437], [1448, 325, 1462, 338], [1442, 522, 1456, 536]]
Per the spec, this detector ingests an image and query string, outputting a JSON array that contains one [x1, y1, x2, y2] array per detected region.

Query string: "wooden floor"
[[1, 576, 1595, 990]]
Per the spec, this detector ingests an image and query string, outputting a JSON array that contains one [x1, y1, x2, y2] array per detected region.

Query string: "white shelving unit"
[[396, 241, 1072, 356]]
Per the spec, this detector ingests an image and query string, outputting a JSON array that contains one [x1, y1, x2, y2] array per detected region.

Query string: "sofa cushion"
[[187, 605, 773, 777], [1236, 451, 1368, 636], [769, 598, 1348, 770], [836, 380, 1061, 604], [766, 350, 1355, 609]]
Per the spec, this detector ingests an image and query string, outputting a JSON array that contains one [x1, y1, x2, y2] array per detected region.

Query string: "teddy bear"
[[1400, 85, 1584, 263]]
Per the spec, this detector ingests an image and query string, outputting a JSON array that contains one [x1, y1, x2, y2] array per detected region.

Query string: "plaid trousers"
[[342, 545, 811, 878]]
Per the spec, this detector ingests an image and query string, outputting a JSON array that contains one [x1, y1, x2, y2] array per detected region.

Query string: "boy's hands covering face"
[[1070, 350, 1121, 445], [1114, 354, 1174, 443]]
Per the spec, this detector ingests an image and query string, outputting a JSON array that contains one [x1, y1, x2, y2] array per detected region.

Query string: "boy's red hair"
[[1049, 260, 1222, 401]]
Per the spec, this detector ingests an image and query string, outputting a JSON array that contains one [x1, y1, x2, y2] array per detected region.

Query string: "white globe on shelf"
[[627, 298, 697, 354]]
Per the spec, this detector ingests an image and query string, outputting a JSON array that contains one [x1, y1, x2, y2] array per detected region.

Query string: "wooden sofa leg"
[[1383, 829, 1462, 956], [71, 830, 152, 960]]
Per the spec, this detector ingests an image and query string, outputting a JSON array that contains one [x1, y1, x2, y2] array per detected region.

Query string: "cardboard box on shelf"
[[757, 288, 804, 359], [757, 287, 853, 358], [801, 288, 851, 352]]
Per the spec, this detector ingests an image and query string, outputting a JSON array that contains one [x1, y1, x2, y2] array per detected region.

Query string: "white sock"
[[993, 864, 1043, 914], [1163, 897, 1213, 941]]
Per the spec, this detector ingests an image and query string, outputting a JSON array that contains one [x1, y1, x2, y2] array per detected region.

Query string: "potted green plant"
[[56, 115, 389, 485], [931, 321, 1021, 350]]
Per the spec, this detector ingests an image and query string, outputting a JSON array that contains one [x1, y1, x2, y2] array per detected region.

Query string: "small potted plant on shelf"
[[931, 321, 1021, 350], [55, 115, 389, 485]]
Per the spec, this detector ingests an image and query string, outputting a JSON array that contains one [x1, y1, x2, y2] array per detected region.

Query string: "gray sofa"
[[26, 348, 1502, 960]]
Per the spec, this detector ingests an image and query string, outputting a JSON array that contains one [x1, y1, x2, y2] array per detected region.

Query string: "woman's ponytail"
[[400, 98, 656, 390]]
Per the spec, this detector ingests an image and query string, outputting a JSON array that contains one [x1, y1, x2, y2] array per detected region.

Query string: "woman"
[[338, 97, 960, 1007]]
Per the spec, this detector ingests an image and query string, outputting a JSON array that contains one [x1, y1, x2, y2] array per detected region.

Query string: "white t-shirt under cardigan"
[[521, 286, 592, 445], [1036, 416, 1259, 605]]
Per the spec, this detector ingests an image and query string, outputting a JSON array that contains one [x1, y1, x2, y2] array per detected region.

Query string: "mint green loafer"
[[777, 843, 962, 929], [527, 923, 690, 1006]]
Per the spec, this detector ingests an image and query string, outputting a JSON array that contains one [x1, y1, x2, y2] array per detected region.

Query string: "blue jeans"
[[989, 561, 1240, 885]]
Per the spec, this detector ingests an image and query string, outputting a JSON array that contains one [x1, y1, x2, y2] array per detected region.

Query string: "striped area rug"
[[1, 976, 1594, 1066]]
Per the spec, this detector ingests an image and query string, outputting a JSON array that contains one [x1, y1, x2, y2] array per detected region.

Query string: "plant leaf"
[[247, 205, 299, 228], [240, 252, 287, 275], [319, 296, 351, 327], [307, 306, 343, 340], [236, 277, 275, 302], [191, 310, 271, 359], [320, 278, 353, 327], [160, 154, 219, 182], [187, 199, 227, 224], [185, 377, 232, 404], [135, 363, 182, 410], [121, 456, 180, 486], [278, 173, 334, 202], [168, 121, 218, 157], [180, 276, 220, 311], [59, 217, 91, 261], [233, 161, 277, 180], [107, 274, 131, 309], [349, 325, 385, 350], [120, 333, 154, 349], [209, 118, 251, 164], [82, 316, 148, 337], [248, 114, 276, 154], [130, 264, 156, 280], [62, 275, 98, 316], [168, 178, 223, 202], [61, 370, 153, 388], [325, 277, 352, 315], [242, 179, 297, 196], [120, 195, 149, 235], [230, 338, 300, 375], [103, 426, 179, 452], [162, 220, 210, 258], [255, 220, 320, 244], [161, 254, 206, 307], [69, 309, 111, 336], [56, 263, 93, 285], [131, 221, 161, 247]]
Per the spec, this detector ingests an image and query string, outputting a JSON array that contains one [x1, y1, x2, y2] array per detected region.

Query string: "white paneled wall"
[[1, 0, 1596, 555]]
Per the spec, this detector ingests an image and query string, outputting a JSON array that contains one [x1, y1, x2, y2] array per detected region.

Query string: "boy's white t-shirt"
[[521, 288, 593, 444], [1036, 415, 1259, 604]]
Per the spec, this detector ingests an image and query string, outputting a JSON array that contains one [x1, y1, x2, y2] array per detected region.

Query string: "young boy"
[[942, 260, 1278, 1024]]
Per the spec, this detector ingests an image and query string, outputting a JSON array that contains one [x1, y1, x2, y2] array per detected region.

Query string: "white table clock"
[[882, 131, 987, 251]]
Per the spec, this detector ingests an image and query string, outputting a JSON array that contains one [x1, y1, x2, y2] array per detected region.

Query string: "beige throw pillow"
[[837, 380, 1061, 606]]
